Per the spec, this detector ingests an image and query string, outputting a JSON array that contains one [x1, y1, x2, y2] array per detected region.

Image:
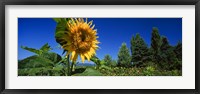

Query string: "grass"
[[73, 67, 102, 76]]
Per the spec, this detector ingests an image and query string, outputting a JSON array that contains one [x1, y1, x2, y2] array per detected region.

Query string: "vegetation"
[[130, 34, 149, 67], [117, 43, 131, 67], [18, 18, 182, 76]]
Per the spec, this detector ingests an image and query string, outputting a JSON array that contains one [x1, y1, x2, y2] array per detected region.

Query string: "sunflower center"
[[80, 30, 86, 42], [73, 29, 91, 53]]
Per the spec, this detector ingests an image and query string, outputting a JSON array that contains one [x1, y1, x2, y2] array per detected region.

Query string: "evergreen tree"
[[151, 27, 161, 63], [159, 36, 171, 69], [173, 41, 182, 70], [160, 36, 170, 51], [117, 43, 131, 67], [174, 41, 182, 61], [131, 34, 149, 67], [159, 37, 180, 70], [130, 35, 135, 63], [104, 54, 112, 66], [111, 60, 117, 67]]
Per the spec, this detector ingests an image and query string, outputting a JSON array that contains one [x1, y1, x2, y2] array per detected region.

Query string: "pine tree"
[[159, 37, 180, 70], [130, 35, 135, 63], [104, 54, 112, 66], [174, 41, 182, 61], [117, 43, 131, 67], [111, 60, 117, 67], [151, 27, 161, 63], [160, 36, 170, 51], [159, 36, 171, 69], [131, 34, 149, 67], [173, 41, 182, 70]]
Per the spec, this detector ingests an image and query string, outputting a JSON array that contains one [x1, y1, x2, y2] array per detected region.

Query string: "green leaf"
[[40, 52, 62, 64], [55, 18, 70, 31], [18, 67, 53, 76], [90, 55, 101, 66], [73, 67, 102, 76], [53, 18, 61, 23], [21, 43, 52, 55], [21, 46, 40, 55], [18, 55, 54, 69], [54, 18, 71, 47], [40, 43, 52, 52]]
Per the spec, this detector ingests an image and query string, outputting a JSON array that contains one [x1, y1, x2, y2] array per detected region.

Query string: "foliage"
[[151, 27, 161, 63], [40, 52, 62, 64], [158, 36, 171, 69], [98, 65, 181, 76], [143, 66, 155, 76], [110, 60, 117, 67], [18, 64, 67, 76], [174, 41, 182, 61], [117, 43, 131, 67], [19, 26, 182, 76], [104, 54, 112, 66], [173, 41, 182, 70], [157, 37, 182, 70], [21, 43, 52, 55], [19, 43, 65, 76], [18, 55, 54, 69], [100, 60, 106, 65], [99, 65, 112, 71], [130, 35, 135, 62], [20, 44, 62, 65], [130, 34, 149, 67], [73, 67, 102, 76], [53, 18, 70, 47], [90, 55, 101, 69]]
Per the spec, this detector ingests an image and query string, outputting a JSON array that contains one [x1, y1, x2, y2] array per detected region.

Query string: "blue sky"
[[18, 18, 182, 64]]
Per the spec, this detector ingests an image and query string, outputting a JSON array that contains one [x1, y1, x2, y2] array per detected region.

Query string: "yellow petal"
[[80, 18, 84, 22], [71, 51, 76, 60], [80, 54, 85, 63], [92, 45, 99, 48], [93, 40, 100, 44], [72, 53, 78, 62], [71, 18, 75, 23], [91, 24, 95, 29], [85, 18, 88, 23], [75, 18, 79, 22], [89, 48, 95, 54], [84, 53, 90, 61], [88, 20, 93, 26]]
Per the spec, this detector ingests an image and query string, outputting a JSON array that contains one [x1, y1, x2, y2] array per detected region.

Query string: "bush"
[[143, 66, 155, 76]]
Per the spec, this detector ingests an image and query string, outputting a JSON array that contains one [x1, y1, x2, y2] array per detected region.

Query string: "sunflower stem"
[[70, 62, 75, 75], [67, 55, 71, 76]]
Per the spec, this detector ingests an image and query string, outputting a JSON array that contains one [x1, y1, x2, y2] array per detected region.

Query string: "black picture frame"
[[0, 0, 199, 94]]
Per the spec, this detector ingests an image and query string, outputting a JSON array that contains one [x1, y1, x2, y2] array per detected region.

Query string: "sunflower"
[[62, 18, 99, 63]]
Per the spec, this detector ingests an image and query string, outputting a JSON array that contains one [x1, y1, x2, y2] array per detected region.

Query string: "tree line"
[[103, 27, 182, 71]]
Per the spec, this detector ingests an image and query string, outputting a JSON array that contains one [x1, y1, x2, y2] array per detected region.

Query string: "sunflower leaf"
[[18, 55, 54, 69], [90, 55, 101, 66], [53, 18, 62, 23], [73, 67, 102, 76], [40, 43, 52, 52], [21, 46, 40, 55], [40, 52, 62, 64], [55, 18, 71, 46]]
